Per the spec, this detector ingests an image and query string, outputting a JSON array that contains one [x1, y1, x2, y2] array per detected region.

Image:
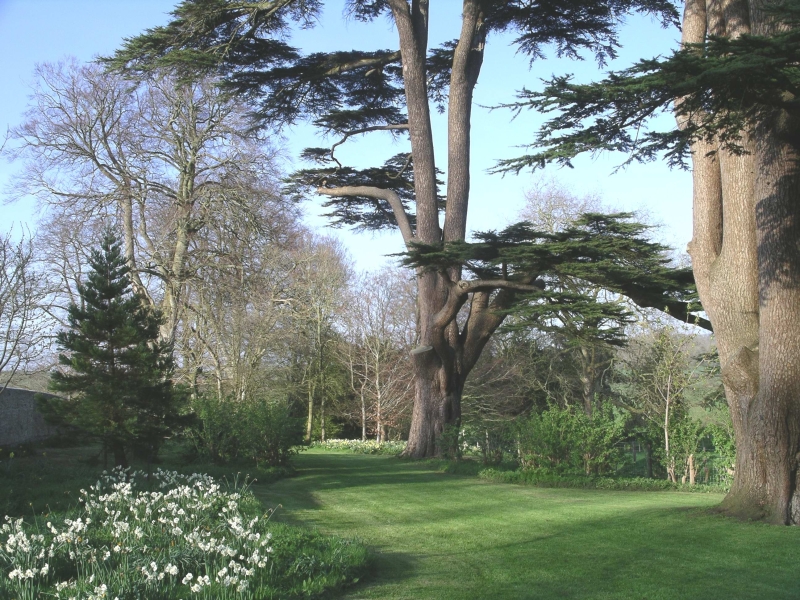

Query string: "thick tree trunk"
[[719, 109, 800, 524], [681, 0, 800, 523], [393, 1, 489, 458], [405, 358, 463, 457]]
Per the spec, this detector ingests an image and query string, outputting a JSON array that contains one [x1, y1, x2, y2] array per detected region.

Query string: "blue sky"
[[0, 0, 692, 270]]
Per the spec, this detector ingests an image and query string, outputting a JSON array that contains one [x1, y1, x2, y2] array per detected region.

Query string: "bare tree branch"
[[316, 185, 415, 244]]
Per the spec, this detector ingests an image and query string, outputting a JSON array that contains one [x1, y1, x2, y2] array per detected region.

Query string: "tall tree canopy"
[[109, 0, 704, 458], [10, 61, 286, 344], [496, 0, 800, 524]]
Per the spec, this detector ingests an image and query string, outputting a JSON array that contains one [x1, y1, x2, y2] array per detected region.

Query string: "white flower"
[[182, 572, 194, 584]]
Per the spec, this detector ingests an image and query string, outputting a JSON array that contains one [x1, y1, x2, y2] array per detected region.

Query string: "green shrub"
[[478, 467, 729, 493], [516, 405, 627, 475], [186, 395, 303, 467], [239, 400, 303, 467], [185, 394, 241, 463], [459, 421, 517, 465]]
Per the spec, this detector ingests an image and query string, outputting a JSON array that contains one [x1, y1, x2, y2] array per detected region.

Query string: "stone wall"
[[0, 387, 61, 447]]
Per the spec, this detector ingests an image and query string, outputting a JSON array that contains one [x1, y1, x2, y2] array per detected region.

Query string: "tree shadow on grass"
[[341, 550, 419, 599], [263, 453, 800, 600], [369, 505, 798, 599], [276, 452, 462, 490]]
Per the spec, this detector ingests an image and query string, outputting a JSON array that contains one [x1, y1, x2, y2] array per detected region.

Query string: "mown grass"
[[260, 449, 800, 599]]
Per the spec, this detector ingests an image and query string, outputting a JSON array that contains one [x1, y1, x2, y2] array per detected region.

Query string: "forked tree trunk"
[[681, 0, 800, 523], [394, 0, 491, 458]]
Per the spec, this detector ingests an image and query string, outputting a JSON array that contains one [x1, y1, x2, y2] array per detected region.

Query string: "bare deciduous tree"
[[179, 194, 301, 400], [0, 230, 49, 394], [343, 268, 416, 441], [11, 60, 283, 342], [289, 236, 352, 443]]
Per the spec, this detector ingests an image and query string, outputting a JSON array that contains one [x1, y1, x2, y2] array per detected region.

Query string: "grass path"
[[256, 450, 800, 599]]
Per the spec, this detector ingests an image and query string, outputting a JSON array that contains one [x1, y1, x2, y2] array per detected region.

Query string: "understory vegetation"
[[0, 448, 366, 599], [185, 394, 304, 468], [310, 439, 407, 455], [477, 467, 728, 493]]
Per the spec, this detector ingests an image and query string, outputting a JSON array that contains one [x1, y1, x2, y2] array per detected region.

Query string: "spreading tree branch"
[[316, 185, 415, 244]]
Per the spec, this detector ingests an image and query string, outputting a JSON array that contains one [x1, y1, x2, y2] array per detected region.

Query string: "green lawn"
[[259, 449, 800, 599]]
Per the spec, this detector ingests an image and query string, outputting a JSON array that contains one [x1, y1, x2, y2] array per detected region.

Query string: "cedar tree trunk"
[[680, 0, 800, 523]]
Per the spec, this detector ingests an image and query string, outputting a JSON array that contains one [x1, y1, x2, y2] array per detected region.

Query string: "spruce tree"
[[42, 231, 181, 467]]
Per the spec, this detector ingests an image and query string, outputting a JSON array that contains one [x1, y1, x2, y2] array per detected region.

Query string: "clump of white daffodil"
[[1, 467, 275, 599], [310, 439, 407, 455]]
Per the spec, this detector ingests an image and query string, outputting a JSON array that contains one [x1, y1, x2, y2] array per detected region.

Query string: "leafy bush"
[[186, 394, 241, 463], [707, 423, 736, 486], [459, 421, 517, 465], [310, 439, 407, 455], [516, 405, 627, 475], [186, 395, 303, 467], [239, 401, 303, 467], [0, 467, 366, 599]]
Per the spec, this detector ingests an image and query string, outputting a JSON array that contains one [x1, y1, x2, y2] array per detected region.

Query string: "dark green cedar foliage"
[[41, 232, 182, 467], [107, 0, 680, 234], [402, 213, 710, 332], [494, 0, 800, 173]]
